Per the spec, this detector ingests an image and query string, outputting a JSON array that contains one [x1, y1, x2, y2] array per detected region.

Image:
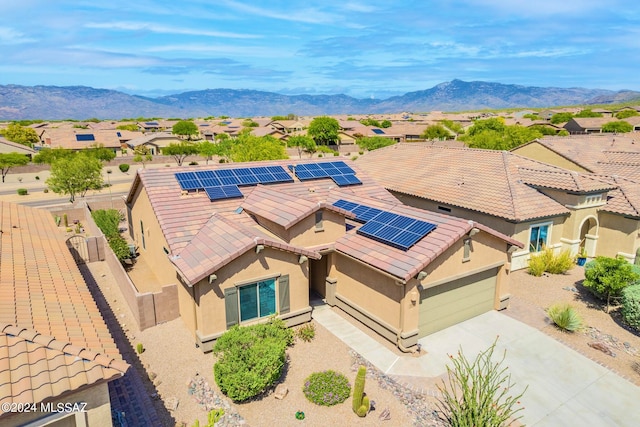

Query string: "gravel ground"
[[89, 259, 640, 427], [506, 266, 640, 386]]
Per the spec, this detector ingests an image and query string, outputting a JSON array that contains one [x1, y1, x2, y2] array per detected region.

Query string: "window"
[[239, 279, 276, 322], [529, 223, 550, 252]]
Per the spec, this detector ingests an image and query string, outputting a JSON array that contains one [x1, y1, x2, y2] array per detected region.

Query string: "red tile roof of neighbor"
[[128, 158, 520, 284], [597, 176, 640, 219], [0, 202, 128, 407], [354, 143, 596, 221]]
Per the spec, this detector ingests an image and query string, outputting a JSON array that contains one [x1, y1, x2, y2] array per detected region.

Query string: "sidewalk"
[[312, 305, 640, 426]]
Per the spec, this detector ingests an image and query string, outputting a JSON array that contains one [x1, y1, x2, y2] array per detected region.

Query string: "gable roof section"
[[517, 168, 616, 193], [356, 143, 570, 222], [328, 193, 521, 282], [597, 176, 640, 219], [0, 202, 127, 407], [0, 138, 36, 155]]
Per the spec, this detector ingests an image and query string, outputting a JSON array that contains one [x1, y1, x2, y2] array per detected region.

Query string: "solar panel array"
[[332, 199, 438, 251], [175, 166, 294, 201], [75, 134, 95, 142], [289, 161, 362, 186]]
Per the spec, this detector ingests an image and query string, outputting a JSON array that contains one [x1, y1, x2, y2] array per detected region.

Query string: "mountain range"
[[1, 80, 639, 120]]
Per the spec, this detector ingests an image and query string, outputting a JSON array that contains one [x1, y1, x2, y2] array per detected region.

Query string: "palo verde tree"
[[0, 152, 30, 183], [357, 136, 395, 151], [421, 124, 451, 140], [615, 110, 639, 120], [574, 109, 603, 118], [33, 148, 75, 164], [230, 134, 288, 162], [287, 135, 316, 158], [308, 116, 340, 145], [133, 145, 153, 168], [198, 140, 219, 164], [163, 142, 199, 166], [47, 153, 104, 202], [172, 120, 199, 140], [584, 256, 640, 313], [550, 112, 574, 124], [86, 143, 116, 162], [602, 121, 633, 133], [3, 123, 40, 146]]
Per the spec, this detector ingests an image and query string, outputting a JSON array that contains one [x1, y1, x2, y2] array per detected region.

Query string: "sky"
[[1, 1, 638, 99]]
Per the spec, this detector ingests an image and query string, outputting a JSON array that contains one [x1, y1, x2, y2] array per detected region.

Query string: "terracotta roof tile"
[[517, 168, 616, 193], [356, 144, 571, 221], [0, 202, 128, 410]]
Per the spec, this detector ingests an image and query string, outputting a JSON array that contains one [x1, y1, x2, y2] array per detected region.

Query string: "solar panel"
[[75, 134, 95, 141], [332, 199, 437, 250], [331, 174, 362, 186], [199, 177, 222, 187], [176, 172, 201, 190], [237, 174, 259, 185], [204, 185, 243, 201], [176, 165, 293, 195], [371, 128, 385, 135]]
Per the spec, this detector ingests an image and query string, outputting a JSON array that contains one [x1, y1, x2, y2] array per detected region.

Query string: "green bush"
[[547, 303, 583, 332], [584, 256, 640, 312], [92, 209, 130, 261], [352, 365, 369, 417], [214, 317, 293, 401], [436, 339, 527, 426], [303, 370, 350, 406], [136, 343, 144, 354], [296, 323, 316, 342], [527, 248, 574, 276], [621, 285, 640, 330], [16, 188, 28, 196], [119, 163, 130, 173]]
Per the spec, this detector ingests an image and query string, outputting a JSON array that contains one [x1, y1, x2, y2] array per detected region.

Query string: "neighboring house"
[[0, 202, 128, 426], [563, 117, 615, 134], [356, 143, 623, 269], [0, 137, 36, 158], [126, 131, 183, 155], [250, 127, 286, 139], [125, 159, 520, 352], [38, 128, 129, 153], [269, 120, 308, 134]]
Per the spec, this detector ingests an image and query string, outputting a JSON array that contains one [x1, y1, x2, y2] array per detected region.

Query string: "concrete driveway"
[[313, 308, 640, 426]]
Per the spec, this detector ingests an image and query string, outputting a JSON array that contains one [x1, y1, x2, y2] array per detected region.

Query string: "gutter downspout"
[[396, 281, 413, 353]]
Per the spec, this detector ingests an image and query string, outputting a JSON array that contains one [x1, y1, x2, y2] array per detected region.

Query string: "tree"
[[87, 143, 116, 162], [271, 114, 295, 121], [574, 109, 603, 118], [602, 121, 633, 133], [213, 134, 234, 163], [308, 116, 340, 145], [33, 148, 75, 164], [47, 153, 103, 202], [550, 112, 574, 124], [287, 135, 316, 158], [133, 146, 153, 168], [357, 136, 395, 151], [242, 119, 259, 128], [584, 256, 640, 313], [615, 110, 639, 120], [3, 123, 39, 146], [163, 142, 199, 166], [529, 125, 559, 136], [0, 152, 30, 183], [466, 117, 506, 136], [380, 120, 392, 128], [439, 119, 465, 136], [198, 141, 219, 164], [172, 120, 199, 140], [230, 135, 288, 162], [462, 124, 542, 150], [117, 123, 140, 131], [422, 124, 451, 140]]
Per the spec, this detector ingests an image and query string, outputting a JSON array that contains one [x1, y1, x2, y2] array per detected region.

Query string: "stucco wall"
[[512, 142, 590, 173], [289, 209, 345, 247], [193, 246, 310, 340], [598, 212, 640, 259]]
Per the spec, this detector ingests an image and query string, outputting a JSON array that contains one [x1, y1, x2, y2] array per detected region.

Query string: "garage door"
[[419, 268, 497, 337]]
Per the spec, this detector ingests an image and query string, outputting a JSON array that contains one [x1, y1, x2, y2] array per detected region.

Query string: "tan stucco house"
[[0, 202, 128, 426], [355, 143, 630, 269], [125, 158, 520, 352]]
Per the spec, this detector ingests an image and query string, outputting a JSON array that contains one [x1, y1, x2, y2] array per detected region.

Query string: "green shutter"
[[224, 287, 239, 328], [279, 275, 290, 314]]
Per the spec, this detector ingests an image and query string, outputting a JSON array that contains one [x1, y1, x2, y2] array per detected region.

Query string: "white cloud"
[[85, 21, 260, 39], [217, 0, 338, 24], [0, 27, 36, 44]]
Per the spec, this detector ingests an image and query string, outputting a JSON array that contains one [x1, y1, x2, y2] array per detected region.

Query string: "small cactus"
[[63, 213, 68, 227], [136, 343, 144, 354], [352, 365, 368, 417]]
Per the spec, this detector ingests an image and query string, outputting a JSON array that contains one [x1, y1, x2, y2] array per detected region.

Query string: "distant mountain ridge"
[[1, 80, 639, 120]]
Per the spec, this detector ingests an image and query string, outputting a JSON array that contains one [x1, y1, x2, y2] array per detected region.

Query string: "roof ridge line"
[[610, 178, 640, 217], [501, 152, 519, 220]]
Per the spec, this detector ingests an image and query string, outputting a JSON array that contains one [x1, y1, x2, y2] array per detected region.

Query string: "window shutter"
[[279, 275, 290, 315], [224, 287, 239, 328]]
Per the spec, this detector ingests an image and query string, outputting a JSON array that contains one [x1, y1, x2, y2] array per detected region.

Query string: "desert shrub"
[[35, 175, 40, 180], [437, 339, 527, 426], [296, 322, 316, 342], [136, 343, 144, 354], [214, 317, 293, 401], [584, 256, 640, 312], [527, 248, 574, 276], [16, 188, 28, 196], [303, 370, 350, 406], [92, 209, 130, 261], [621, 284, 640, 330], [547, 303, 583, 332], [189, 161, 199, 165], [119, 163, 130, 173]]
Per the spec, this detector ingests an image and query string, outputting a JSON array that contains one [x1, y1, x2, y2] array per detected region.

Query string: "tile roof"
[[0, 202, 127, 408], [597, 176, 640, 218], [128, 158, 518, 284], [517, 168, 616, 193], [355, 143, 573, 221]]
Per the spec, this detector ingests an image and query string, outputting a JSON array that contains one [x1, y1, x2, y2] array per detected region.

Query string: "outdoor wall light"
[[208, 274, 217, 284], [468, 227, 480, 237], [416, 271, 428, 281], [255, 244, 265, 254], [298, 255, 308, 264]]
